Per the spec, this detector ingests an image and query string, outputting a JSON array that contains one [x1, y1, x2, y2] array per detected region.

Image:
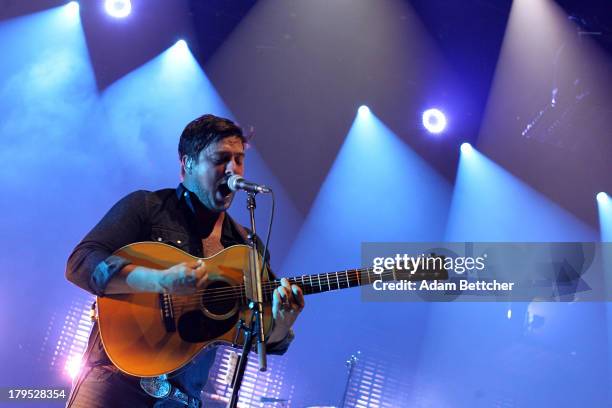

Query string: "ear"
[[181, 155, 193, 174]]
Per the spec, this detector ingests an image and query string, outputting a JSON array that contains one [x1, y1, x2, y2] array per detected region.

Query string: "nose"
[[224, 157, 241, 175], [225, 162, 236, 176]]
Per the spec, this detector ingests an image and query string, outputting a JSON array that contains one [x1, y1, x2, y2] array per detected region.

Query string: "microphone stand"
[[340, 352, 360, 408], [228, 191, 267, 408]]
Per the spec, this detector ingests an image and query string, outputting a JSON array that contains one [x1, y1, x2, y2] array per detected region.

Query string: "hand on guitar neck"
[[268, 277, 304, 344], [104, 259, 209, 295]]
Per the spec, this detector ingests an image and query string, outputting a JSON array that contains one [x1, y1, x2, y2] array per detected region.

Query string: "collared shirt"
[[66, 184, 292, 399]]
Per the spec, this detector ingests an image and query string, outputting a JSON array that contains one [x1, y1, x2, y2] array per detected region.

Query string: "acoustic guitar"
[[97, 242, 445, 377]]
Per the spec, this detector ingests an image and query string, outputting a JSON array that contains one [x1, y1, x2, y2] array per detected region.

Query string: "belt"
[[140, 376, 201, 408]]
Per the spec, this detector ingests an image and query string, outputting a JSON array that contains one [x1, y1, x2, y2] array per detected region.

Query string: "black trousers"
[[66, 365, 190, 408]]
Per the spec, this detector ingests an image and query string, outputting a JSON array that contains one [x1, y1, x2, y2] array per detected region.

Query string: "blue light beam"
[[447, 145, 597, 241], [597, 192, 611, 242], [0, 4, 99, 383], [283, 109, 452, 272], [279, 110, 452, 401]]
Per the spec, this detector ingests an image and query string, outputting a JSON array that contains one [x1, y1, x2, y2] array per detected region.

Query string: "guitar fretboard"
[[281, 268, 377, 295], [246, 265, 446, 303]]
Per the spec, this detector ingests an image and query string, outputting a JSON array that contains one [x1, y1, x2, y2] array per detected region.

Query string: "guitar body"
[[97, 242, 272, 377]]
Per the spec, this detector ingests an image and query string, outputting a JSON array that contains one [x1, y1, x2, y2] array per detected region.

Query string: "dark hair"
[[178, 114, 246, 163]]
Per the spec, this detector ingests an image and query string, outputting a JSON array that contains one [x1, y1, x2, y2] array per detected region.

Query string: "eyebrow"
[[209, 151, 245, 159]]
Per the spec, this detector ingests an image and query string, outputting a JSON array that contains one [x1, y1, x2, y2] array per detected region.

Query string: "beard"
[[191, 179, 234, 212]]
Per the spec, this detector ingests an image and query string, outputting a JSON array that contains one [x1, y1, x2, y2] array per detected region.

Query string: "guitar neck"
[[282, 268, 376, 296], [265, 266, 440, 297]]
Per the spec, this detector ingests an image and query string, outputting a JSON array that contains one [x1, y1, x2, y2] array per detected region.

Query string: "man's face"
[[186, 136, 245, 212]]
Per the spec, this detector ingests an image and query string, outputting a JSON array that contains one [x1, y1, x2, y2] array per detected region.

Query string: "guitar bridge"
[[159, 293, 177, 332]]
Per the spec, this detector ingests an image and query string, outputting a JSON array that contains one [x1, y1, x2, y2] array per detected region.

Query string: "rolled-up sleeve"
[[66, 190, 149, 296]]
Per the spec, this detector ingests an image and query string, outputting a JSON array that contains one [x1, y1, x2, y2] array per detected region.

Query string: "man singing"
[[65, 114, 304, 407]]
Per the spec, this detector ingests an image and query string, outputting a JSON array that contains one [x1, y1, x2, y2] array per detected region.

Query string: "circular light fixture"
[[422, 108, 447, 134], [104, 0, 131, 18], [460, 142, 473, 154]]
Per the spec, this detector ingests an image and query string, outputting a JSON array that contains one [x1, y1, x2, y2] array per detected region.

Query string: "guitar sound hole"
[[177, 281, 240, 343], [201, 281, 238, 317]]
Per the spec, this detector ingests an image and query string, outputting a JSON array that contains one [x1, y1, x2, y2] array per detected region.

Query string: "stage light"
[[104, 0, 131, 19], [598, 192, 612, 241], [66, 1, 79, 16], [358, 105, 370, 115], [167, 39, 191, 62], [65, 354, 83, 379], [422, 108, 447, 134], [460, 142, 473, 154]]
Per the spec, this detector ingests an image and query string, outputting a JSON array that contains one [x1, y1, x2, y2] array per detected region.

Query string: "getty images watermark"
[[361, 242, 612, 302], [371, 252, 515, 292]]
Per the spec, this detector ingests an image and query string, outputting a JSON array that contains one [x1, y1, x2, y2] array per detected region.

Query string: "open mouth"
[[217, 176, 233, 198]]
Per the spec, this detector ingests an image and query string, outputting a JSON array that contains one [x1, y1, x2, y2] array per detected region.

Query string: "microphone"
[[227, 174, 271, 194]]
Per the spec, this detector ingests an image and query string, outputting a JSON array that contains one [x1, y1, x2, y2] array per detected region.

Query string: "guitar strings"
[[168, 270, 399, 308], [169, 270, 434, 309], [170, 275, 391, 307], [172, 268, 399, 301], [171, 268, 378, 302], [187, 266, 383, 297], [172, 269, 370, 299]]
